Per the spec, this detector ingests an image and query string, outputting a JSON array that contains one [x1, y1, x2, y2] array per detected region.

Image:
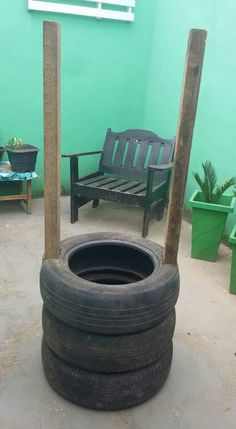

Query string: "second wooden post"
[[43, 21, 61, 259], [163, 29, 207, 265]]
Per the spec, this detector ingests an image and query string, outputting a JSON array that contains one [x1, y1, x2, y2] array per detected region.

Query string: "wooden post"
[[163, 29, 207, 265], [43, 21, 61, 259]]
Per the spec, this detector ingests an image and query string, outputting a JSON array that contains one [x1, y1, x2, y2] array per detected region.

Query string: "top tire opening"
[[68, 242, 155, 285]]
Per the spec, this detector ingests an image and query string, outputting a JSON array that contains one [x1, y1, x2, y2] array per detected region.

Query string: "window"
[[28, 0, 136, 22]]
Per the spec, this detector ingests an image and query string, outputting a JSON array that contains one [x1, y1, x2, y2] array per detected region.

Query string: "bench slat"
[[113, 139, 127, 167], [135, 141, 149, 170], [125, 183, 147, 195], [112, 181, 139, 192], [149, 142, 162, 165], [159, 142, 173, 165], [99, 178, 129, 189], [79, 175, 104, 185], [102, 138, 116, 166], [84, 177, 116, 187], [138, 181, 165, 196], [123, 140, 136, 169]]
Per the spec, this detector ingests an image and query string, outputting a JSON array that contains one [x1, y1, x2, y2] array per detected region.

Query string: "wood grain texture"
[[163, 29, 207, 265], [43, 21, 61, 259], [26, 180, 32, 214], [0, 194, 27, 201]]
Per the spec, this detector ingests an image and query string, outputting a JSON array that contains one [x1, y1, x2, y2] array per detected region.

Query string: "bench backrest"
[[99, 129, 175, 182]]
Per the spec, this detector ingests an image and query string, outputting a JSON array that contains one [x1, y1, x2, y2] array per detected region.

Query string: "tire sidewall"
[[40, 233, 179, 334]]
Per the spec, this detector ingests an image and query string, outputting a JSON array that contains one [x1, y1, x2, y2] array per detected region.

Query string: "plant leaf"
[[193, 161, 235, 204], [202, 161, 217, 202], [213, 178, 236, 203]]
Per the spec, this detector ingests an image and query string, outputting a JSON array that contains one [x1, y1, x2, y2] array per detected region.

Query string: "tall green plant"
[[193, 161, 236, 204]]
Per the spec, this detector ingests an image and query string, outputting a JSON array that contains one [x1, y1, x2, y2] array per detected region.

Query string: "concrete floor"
[[1, 197, 236, 429]]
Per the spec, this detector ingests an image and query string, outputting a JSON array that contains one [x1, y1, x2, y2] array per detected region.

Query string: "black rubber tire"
[[42, 305, 176, 372], [40, 233, 179, 335], [42, 338, 173, 411]]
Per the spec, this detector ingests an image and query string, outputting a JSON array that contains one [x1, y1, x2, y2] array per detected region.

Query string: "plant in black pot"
[[6, 137, 39, 173]]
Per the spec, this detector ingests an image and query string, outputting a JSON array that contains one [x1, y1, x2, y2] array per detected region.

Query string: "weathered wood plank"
[[90, 177, 117, 187], [99, 178, 129, 189], [123, 141, 136, 168], [77, 172, 102, 183], [102, 137, 116, 166], [125, 183, 146, 195], [44, 21, 61, 259], [74, 185, 146, 206], [138, 181, 165, 196], [149, 142, 161, 165], [113, 139, 127, 167], [163, 29, 207, 265], [135, 141, 149, 170], [0, 194, 27, 201], [27, 180, 32, 214], [80, 175, 105, 185], [113, 181, 139, 192]]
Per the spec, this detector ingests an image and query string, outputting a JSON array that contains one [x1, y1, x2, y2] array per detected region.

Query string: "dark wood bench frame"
[[63, 129, 175, 237]]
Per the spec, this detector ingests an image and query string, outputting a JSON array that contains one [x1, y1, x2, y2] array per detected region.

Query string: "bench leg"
[[71, 195, 92, 223], [71, 195, 79, 223], [142, 207, 150, 238], [26, 180, 32, 214], [92, 199, 99, 208], [156, 200, 165, 221]]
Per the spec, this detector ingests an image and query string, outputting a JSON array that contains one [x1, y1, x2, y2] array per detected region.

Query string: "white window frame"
[[28, 0, 136, 22]]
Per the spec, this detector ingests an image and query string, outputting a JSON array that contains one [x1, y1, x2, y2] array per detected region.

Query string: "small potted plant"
[[189, 161, 236, 262], [5, 137, 39, 173]]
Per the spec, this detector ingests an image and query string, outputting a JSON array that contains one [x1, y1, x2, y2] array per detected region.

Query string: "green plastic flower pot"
[[189, 191, 236, 262], [229, 224, 236, 294]]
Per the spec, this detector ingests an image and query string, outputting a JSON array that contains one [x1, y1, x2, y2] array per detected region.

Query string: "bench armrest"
[[66, 150, 102, 184], [146, 162, 173, 197], [148, 162, 173, 172], [62, 150, 102, 158]]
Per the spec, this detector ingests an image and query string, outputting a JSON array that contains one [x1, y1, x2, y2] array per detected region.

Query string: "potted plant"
[[5, 137, 39, 173], [229, 224, 236, 294], [189, 161, 236, 262]]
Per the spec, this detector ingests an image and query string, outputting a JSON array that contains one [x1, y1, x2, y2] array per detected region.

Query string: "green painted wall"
[[0, 0, 156, 195], [143, 0, 236, 235], [1, 1, 236, 236]]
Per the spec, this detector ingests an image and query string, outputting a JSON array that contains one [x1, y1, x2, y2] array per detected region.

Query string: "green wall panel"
[[0, 0, 156, 195], [1, 0, 235, 237], [143, 0, 236, 235]]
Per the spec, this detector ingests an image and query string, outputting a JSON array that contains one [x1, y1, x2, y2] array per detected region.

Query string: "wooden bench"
[[63, 129, 175, 237]]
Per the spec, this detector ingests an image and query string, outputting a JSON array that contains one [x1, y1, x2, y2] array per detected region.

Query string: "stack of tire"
[[40, 233, 180, 411]]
